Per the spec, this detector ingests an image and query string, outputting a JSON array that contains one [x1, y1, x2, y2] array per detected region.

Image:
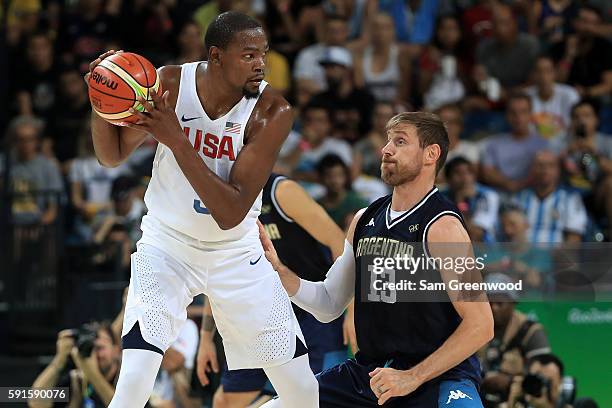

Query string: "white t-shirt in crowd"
[[69, 157, 128, 204], [525, 84, 579, 142]]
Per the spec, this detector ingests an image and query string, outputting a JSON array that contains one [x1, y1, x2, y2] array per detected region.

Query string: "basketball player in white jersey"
[[85, 12, 318, 408]]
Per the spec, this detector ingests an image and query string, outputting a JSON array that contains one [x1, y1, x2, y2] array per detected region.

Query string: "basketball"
[[88, 51, 161, 125]]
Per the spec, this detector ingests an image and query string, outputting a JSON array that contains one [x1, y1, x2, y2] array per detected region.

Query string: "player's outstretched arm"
[[274, 179, 345, 259], [259, 209, 366, 323], [126, 81, 293, 230], [86, 50, 149, 168]]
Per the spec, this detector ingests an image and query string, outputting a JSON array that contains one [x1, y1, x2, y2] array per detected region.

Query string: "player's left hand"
[[124, 89, 185, 150], [369, 367, 423, 405], [258, 220, 282, 270]]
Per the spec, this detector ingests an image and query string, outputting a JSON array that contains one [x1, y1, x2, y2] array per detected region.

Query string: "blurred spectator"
[[476, 4, 539, 88], [480, 93, 549, 193], [506, 354, 571, 408], [461, 0, 496, 50], [47, 67, 92, 165], [561, 100, 612, 239], [57, 0, 120, 73], [353, 101, 395, 178], [514, 151, 587, 244], [436, 103, 481, 178], [259, 19, 291, 95], [93, 176, 146, 249], [293, 15, 349, 94], [317, 154, 368, 230], [5, 0, 42, 47], [14, 32, 57, 122], [118, 0, 176, 65], [150, 319, 200, 408], [526, 56, 580, 144], [486, 206, 552, 291], [1, 115, 63, 225], [377, 0, 439, 45], [30, 322, 121, 408], [354, 12, 411, 103], [168, 20, 206, 65], [310, 46, 375, 142], [553, 6, 612, 99], [528, 0, 579, 47], [419, 15, 468, 110], [479, 274, 551, 407], [70, 134, 128, 242], [290, 102, 353, 183], [443, 156, 499, 242]]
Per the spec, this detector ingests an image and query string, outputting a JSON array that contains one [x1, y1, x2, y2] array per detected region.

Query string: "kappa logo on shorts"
[[446, 390, 473, 404], [249, 255, 263, 265]]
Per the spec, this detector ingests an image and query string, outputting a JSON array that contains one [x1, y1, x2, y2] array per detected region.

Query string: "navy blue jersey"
[[352, 187, 482, 385], [259, 174, 334, 317]]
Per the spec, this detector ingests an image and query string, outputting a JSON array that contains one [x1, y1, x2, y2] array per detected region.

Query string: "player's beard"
[[243, 87, 260, 99], [381, 158, 422, 186]]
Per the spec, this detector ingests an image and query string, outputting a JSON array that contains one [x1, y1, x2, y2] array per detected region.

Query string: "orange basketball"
[[88, 52, 161, 125]]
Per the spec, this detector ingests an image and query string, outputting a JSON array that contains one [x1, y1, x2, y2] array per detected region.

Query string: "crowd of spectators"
[[2, 0, 611, 407]]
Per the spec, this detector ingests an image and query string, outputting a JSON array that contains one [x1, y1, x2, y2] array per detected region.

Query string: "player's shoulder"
[[157, 65, 182, 107], [254, 85, 292, 120]]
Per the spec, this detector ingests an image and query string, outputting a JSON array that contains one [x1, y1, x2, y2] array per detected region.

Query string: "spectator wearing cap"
[[1, 115, 64, 225], [525, 56, 580, 145], [309, 46, 375, 143], [442, 156, 499, 243], [480, 93, 549, 194], [476, 4, 539, 88], [514, 150, 587, 244], [552, 6, 612, 99], [150, 319, 200, 408], [293, 15, 350, 94], [479, 273, 551, 406]]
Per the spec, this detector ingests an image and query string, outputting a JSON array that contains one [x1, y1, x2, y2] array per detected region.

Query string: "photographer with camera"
[[480, 274, 551, 407], [29, 322, 121, 408], [561, 99, 612, 240], [506, 354, 574, 408]]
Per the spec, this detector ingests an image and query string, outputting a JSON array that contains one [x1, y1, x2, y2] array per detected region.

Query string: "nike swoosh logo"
[[181, 114, 201, 122], [249, 255, 263, 265]]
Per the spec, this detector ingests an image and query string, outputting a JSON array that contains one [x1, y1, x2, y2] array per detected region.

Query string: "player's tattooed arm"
[[197, 298, 219, 386], [200, 299, 216, 340]]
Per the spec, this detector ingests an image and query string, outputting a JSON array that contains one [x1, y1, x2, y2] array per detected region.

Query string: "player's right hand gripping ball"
[[88, 51, 161, 126]]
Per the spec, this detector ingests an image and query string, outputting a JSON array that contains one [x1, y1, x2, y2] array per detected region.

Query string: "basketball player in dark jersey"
[[197, 174, 350, 407], [260, 112, 494, 407]]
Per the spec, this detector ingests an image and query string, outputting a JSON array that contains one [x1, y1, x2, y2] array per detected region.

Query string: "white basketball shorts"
[[121, 214, 303, 369]]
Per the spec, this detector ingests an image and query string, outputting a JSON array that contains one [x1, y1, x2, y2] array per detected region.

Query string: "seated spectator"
[[14, 32, 57, 122], [480, 93, 549, 193], [168, 20, 206, 65], [353, 12, 411, 103], [479, 274, 551, 407], [70, 134, 128, 242], [443, 157, 499, 242], [353, 101, 395, 178], [317, 154, 368, 230], [420, 15, 469, 110], [506, 354, 573, 408], [290, 102, 353, 183], [1, 115, 64, 225], [436, 103, 481, 184], [29, 322, 121, 408], [526, 56, 580, 144], [377, 0, 438, 46], [476, 4, 539, 88], [150, 319, 200, 408], [47, 66, 92, 166], [529, 0, 579, 47], [486, 206, 552, 292], [293, 15, 349, 94], [92, 176, 146, 249], [514, 151, 587, 244], [310, 46, 375, 143], [553, 6, 612, 99]]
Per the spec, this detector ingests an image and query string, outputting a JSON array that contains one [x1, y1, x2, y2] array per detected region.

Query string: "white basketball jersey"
[[144, 61, 268, 244]]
